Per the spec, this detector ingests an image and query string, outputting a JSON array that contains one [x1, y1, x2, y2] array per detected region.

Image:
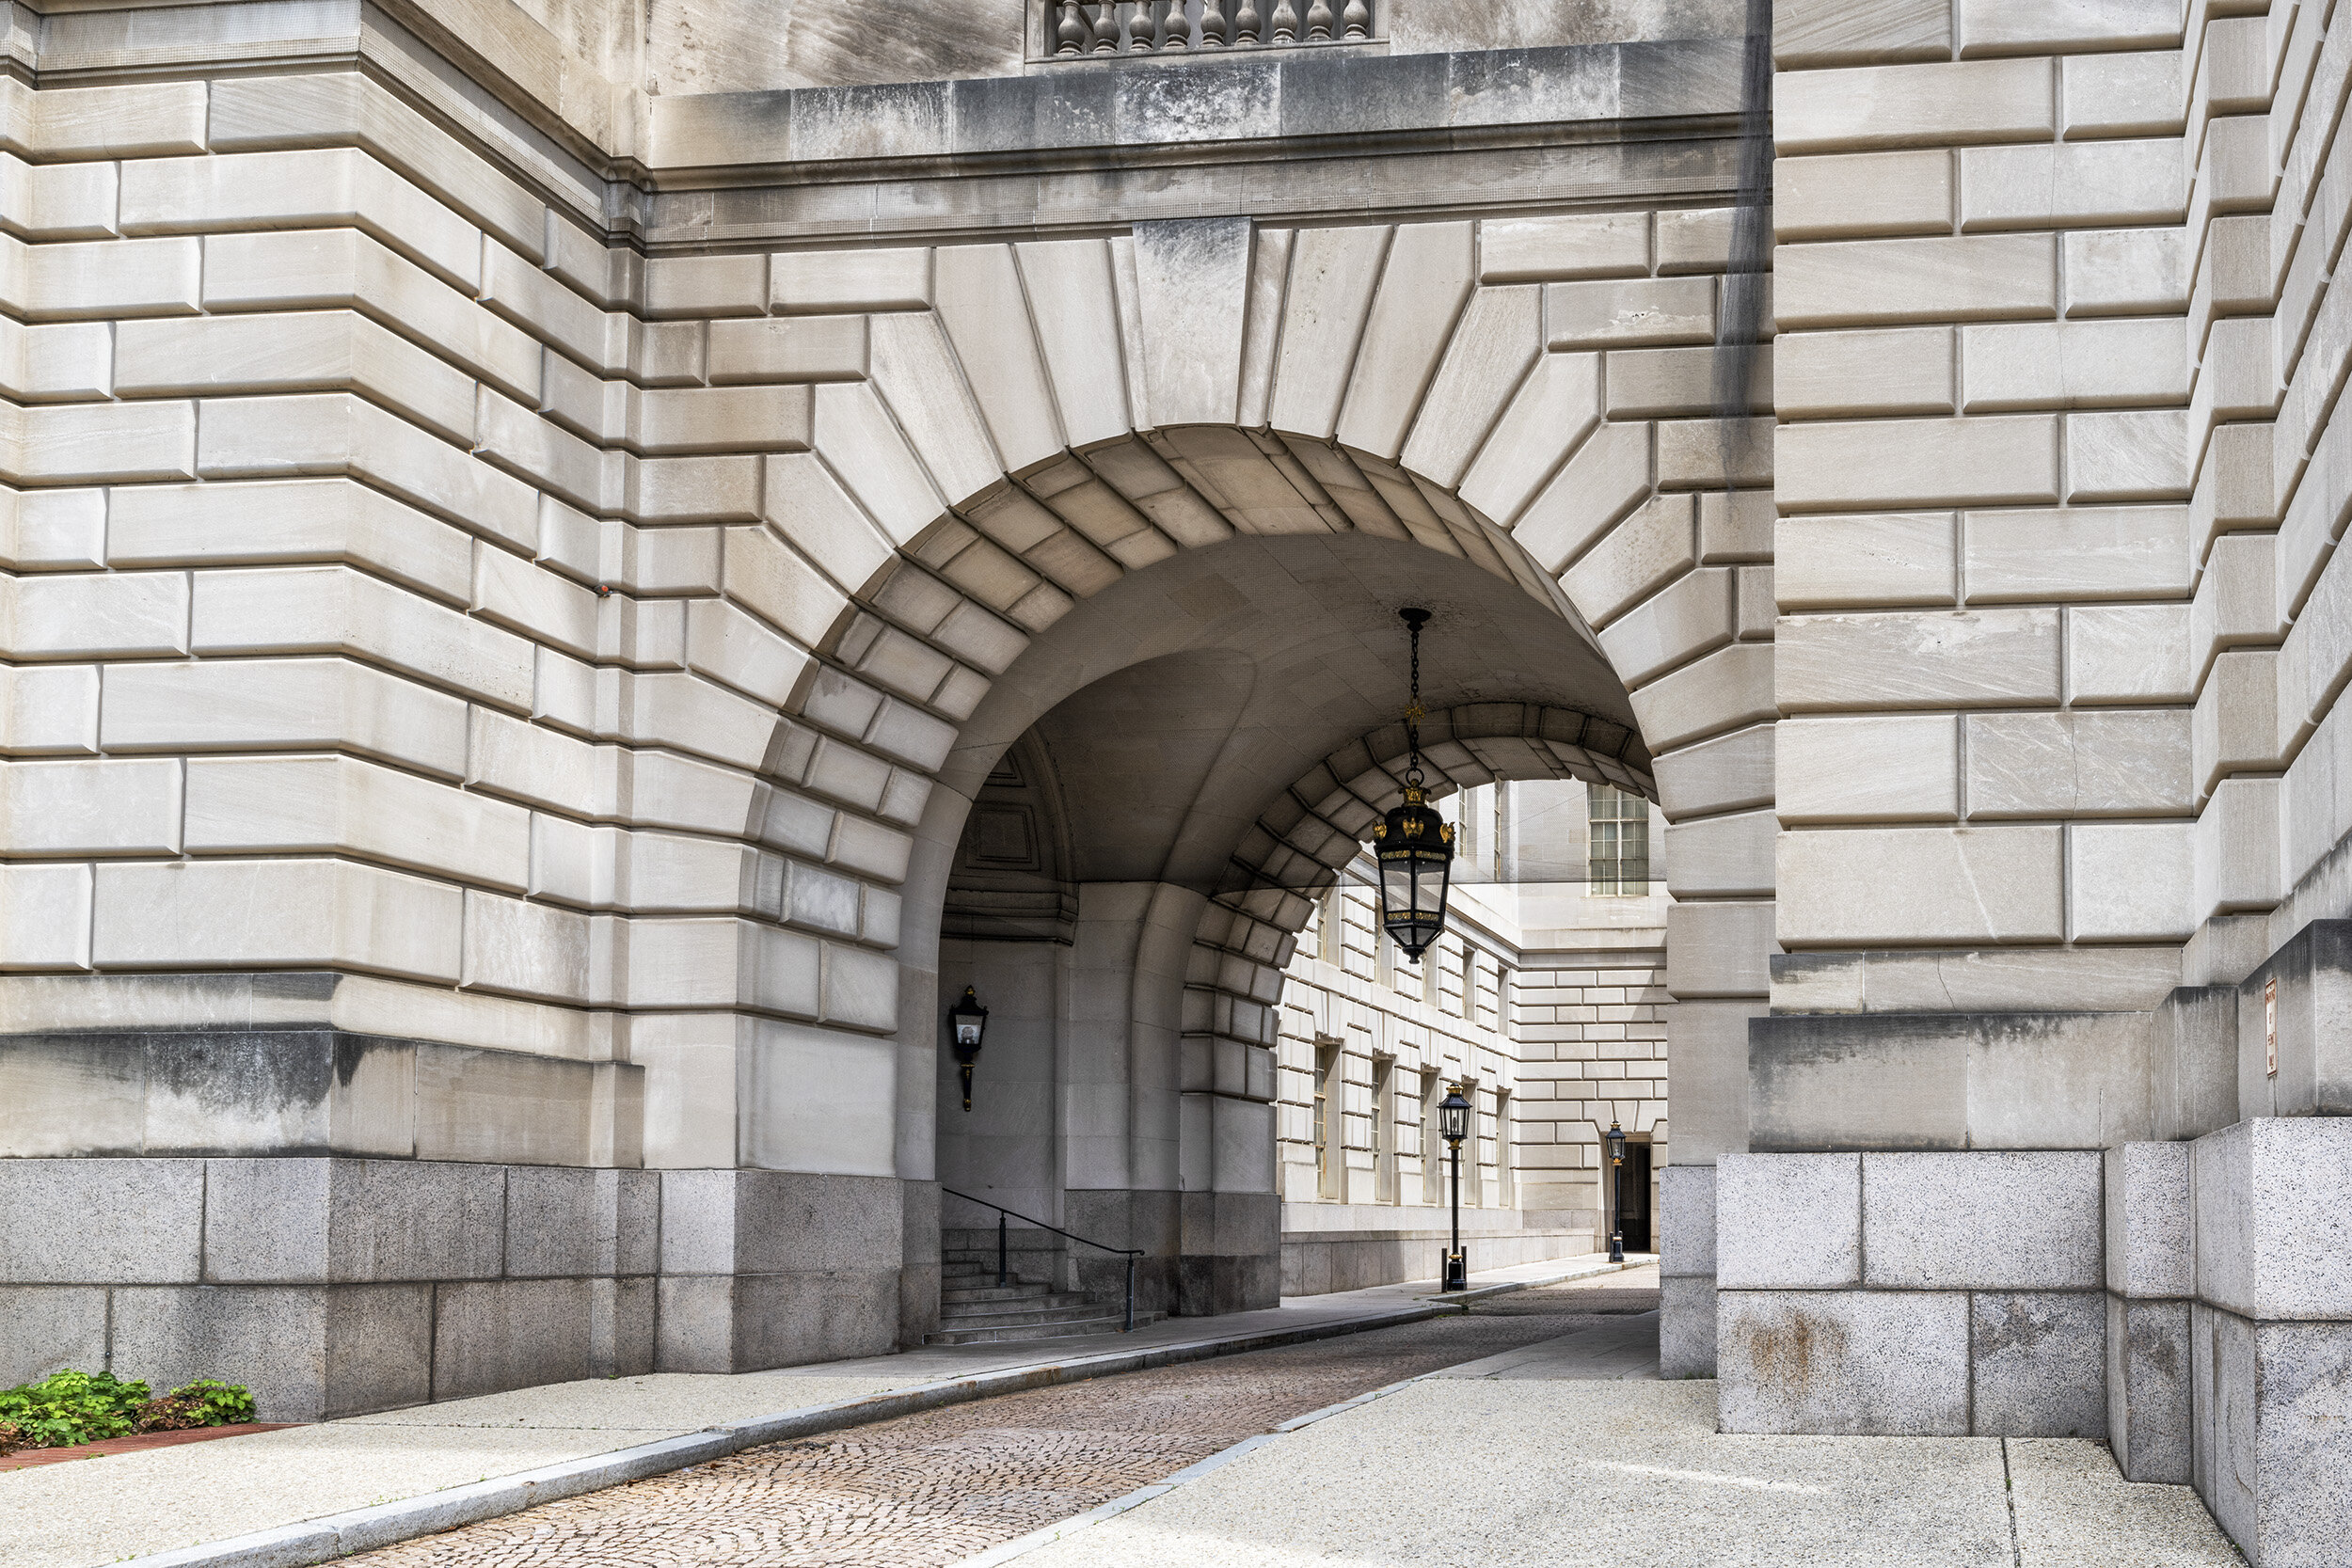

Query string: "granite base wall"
[[1279, 1225, 1598, 1296], [0, 1157, 915, 1416]]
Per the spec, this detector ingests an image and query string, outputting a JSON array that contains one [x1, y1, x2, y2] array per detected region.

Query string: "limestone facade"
[[1274, 779, 1671, 1292], [0, 0, 2347, 1559]]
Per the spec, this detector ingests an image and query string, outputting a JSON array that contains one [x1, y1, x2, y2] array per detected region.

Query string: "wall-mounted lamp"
[[948, 986, 989, 1113]]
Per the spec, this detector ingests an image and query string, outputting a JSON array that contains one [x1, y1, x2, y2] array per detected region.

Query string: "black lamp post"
[[1375, 609, 1454, 963], [1605, 1118, 1628, 1263], [948, 986, 988, 1112], [1438, 1083, 1471, 1291]]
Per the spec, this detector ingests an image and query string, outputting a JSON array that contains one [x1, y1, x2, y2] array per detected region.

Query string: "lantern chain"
[[1405, 610, 1424, 788]]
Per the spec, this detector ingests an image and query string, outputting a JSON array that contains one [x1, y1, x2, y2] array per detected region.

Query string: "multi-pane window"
[[1312, 1040, 1342, 1199], [1587, 784, 1651, 895], [1317, 886, 1342, 962]]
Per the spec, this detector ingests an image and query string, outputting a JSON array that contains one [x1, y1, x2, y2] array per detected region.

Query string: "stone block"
[[91, 859, 464, 985], [1776, 234, 2055, 328], [0, 1285, 105, 1385], [1717, 1289, 1969, 1435], [183, 753, 531, 891], [2064, 228, 2188, 317], [433, 1278, 595, 1401], [2070, 409, 2189, 502], [203, 1157, 331, 1283], [1779, 825, 2063, 945], [771, 247, 930, 315], [1964, 504, 2191, 602], [415, 1046, 605, 1166], [505, 1165, 611, 1278], [0, 660, 99, 754], [707, 316, 868, 388], [1775, 326, 1953, 418], [1773, 0, 1952, 68], [103, 657, 469, 781], [1777, 714, 1958, 822], [2070, 52, 2173, 139], [2108, 1295, 2191, 1483], [1973, 1291, 2106, 1438], [2194, 1117, 2352, 1322], [1718, 1152, 1859, 1288], [2069, 822, 2194, 942], [1775, 511, 1956, 606], [2197, 1307, 2352, 1567], [1863, 1150, 2102, 1290], [325, 1159, 506, 1283], [1545, 276, 1715, 349], [0, 1157, 202, 1283], [2105, 1142, 2192, 1298], [590, 1275, 658, 1379], [2, 570, 188, 658], [1775, 150, 1952, 240], [2068, 603, 2191, 703], [1777, 416, 2058, 509], [1962, 140, 2185, 231], [1960, 0, 2181, 54], [1962, 319, 2186, 411], [1480, 212, 1649, 281], [1338, 221, 1473, 461], [109, 1282, 432, 1423], [1778, 57, 2054, 153], [1665, 899, 1775, 998], [1660, 1274, 1718, 1378], [0, 756, 182, 854], [1657, 1164, 1717, 1278]]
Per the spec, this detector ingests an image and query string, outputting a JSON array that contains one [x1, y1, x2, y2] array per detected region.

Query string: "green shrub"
[[0, 1370, 257, 1450], [136, 1378, 256, 1432]]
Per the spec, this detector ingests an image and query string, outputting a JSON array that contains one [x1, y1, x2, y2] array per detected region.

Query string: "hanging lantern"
[[948, 986, 988, 1113], [1373, 608, 1454, 961]]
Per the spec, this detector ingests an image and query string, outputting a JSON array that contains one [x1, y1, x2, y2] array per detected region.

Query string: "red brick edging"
[[0, 1423, 297, 1473]]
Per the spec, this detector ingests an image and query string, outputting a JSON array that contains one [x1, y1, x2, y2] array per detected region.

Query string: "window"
[[1317, 886, 1343, 963], [1373, 1058, 1398, 1204], [1312, 1040, 1342, 1200], [1495, 1088, 1515, 1208], [1587, 784, 1651, 895], [1419, 1069, 1443, 1204]]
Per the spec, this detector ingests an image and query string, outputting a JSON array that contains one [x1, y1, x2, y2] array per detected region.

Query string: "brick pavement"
[[353, 1277, 1661, 1568]]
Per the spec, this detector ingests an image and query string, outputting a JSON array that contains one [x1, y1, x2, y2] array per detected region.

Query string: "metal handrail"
[[941, 1186, 1142, 1332]]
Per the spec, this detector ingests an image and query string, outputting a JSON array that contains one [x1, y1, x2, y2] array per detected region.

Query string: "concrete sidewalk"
[[0, 1252, 1642, 1568], [994, 1314, 2238, 1568]]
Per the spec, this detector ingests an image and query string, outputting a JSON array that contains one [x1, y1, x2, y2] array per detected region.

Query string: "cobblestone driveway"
[[355, 1276, 1660, 1567]]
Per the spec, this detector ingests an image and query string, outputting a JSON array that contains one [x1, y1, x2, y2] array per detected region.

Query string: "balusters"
[[1044, 0, 1359, 52]]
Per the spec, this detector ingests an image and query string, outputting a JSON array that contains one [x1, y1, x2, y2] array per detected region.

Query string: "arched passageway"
[[910, 529, 1656, 1313]]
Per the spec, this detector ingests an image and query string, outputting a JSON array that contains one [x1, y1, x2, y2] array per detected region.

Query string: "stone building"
[[0, 0, 2347, 1560], [1274, 779, 1670, 1292]]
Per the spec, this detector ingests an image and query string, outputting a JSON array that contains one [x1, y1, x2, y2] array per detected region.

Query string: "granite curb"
[[118, 1259, 1637, 1568]]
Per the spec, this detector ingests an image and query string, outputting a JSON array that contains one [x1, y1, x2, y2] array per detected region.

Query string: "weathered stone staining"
[[0, 0, 2347, 1560]]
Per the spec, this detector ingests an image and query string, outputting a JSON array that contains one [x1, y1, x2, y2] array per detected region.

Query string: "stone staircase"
[[926, 1246, 1165, 1346]]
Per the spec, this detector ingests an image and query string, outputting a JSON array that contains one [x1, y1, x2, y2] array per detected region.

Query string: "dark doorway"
[[1615, 1143, 1653, 1252]]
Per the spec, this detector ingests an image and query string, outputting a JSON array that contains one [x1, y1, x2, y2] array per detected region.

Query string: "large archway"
[[908, 528, 1657, 1314], [728, 220, 1775, 1341]]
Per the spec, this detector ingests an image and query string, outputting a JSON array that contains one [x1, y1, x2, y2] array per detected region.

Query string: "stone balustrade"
[[1047, 0, 1374, 56]]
